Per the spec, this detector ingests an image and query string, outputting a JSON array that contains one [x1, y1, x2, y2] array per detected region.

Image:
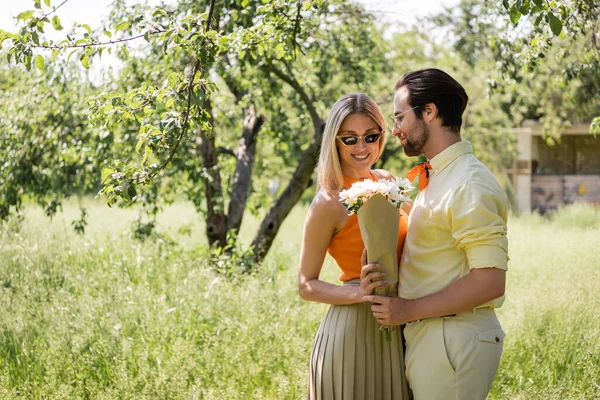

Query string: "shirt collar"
[[429, 141, 472, 174]]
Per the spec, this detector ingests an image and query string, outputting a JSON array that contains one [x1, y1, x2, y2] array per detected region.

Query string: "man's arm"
[[364, 180, 509, 325], [364, 267, 505, 326]]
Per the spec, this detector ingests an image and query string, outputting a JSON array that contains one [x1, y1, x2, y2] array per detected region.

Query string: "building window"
[[533, 135, 600, 175]]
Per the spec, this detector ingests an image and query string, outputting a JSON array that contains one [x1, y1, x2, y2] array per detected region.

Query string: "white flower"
[[339, 176, 414, 214]]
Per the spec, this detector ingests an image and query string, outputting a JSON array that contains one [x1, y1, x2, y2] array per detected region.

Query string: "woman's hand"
[[359, 249, 387, 298]]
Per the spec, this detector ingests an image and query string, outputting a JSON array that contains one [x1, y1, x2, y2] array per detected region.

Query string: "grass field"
[[0, 199, 599, 399]]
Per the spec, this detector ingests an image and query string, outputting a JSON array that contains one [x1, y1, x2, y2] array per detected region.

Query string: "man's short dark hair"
[[395, 68, 468, 133]]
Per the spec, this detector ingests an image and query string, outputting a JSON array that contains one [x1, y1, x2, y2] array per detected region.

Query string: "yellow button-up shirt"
[[399, 141, 508, 308]]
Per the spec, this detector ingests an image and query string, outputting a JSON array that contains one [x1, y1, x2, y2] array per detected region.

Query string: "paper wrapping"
[[356, 193, 400, 297]]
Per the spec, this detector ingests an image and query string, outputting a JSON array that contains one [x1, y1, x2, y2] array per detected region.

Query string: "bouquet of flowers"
[[339, 177, 413, 339], [340, 177, 413, 217]]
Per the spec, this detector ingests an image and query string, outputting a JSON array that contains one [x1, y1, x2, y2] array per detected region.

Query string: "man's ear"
[[423, 103, 438, 122]]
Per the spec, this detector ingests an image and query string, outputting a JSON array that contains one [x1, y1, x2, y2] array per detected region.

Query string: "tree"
[[428, 0, 600, 141], [0, 59, 102, 226], [497, 0, 600, 135], [0, 0, 391, 264]]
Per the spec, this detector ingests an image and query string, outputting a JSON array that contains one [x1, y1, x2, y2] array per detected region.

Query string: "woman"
[[298, 93, 410, 399]]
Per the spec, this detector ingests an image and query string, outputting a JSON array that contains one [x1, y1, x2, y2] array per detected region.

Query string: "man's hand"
[[364, 268, 507, 324], [362, 295, 414, 326]]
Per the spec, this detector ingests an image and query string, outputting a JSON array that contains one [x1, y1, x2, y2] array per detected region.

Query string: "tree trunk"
[[251, 117, 325, 262], [227, 104, 265, 234], [197, 98, 228, 248]]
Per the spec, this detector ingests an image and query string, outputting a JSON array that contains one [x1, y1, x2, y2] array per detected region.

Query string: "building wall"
[[532, 175, 600, 213], [515, 122, 599, 213]]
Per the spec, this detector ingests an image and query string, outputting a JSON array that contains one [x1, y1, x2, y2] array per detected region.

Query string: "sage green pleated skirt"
[[308, 281, 411, 400]]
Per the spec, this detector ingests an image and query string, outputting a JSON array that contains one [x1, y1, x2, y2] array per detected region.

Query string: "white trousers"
[[403, 308, 505, 400]]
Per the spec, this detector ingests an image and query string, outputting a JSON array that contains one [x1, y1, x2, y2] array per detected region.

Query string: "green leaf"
[[104, 30, 113, 38], [167, 72, 179, 87], [241, 0, 250, 7], [152, 8, 168, 18], [143, 106, 154, 117], [44, 0, 51, 6], [509, 6, 521, 25], [34, 54, 45, 71], [533, 0, 543, 5], [127, 184, 137, 200], [559, 5, 568, 19], [303, 1, 311, 11], [516, 0, 523, 10], [115, 21, 131, 32], [24, 54, 32, 71], [531, 5, 544, 14], [120, 45, 129, 59], [502, 0, 509, 9], [80, 24, 91, 34], [141, 145, 153, 164], [80, 54, 90, 69], [590, 117, 600, 137], [274, 42, 286, 59], [135, 139, 144, 153], [548, 12, 563, 35], [534, 12, 544, 26], [217, 36, 230, 48], [52, 15, 63, 30], [34, 0, 42, 9], [17, 10, 35, 21], [101, 167, 116, 182], [107, 194, 117, 207]]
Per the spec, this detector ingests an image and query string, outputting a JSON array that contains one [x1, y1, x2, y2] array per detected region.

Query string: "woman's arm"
[[298, 193, 372, 305]]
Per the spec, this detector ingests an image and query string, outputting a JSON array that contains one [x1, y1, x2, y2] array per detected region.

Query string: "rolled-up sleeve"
[[449, 181, 509, 271]]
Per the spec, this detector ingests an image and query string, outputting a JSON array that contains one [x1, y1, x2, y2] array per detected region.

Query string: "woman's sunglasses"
[[335, 131, 383, 146]]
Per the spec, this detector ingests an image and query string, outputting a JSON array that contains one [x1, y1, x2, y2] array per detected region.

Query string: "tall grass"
[[0, 199, 598, 398], [491, 203, 600, 399]]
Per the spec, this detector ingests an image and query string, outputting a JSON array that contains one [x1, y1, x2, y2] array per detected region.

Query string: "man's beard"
[[402, 120, 430, 157]]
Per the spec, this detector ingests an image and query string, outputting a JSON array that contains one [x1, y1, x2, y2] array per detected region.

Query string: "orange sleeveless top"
[[327, 173, 409, 282]]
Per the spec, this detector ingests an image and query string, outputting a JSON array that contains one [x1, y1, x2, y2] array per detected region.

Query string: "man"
[[361, 68, 509, 399]]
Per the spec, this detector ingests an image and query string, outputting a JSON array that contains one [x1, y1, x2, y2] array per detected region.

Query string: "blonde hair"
[[317, 93, 387, 192]]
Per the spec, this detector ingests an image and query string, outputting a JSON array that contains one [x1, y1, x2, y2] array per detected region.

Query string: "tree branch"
[[251, 60, 326, 262], [227, 105, 265, 233], [151, 60, 200, 177], [149, 0, 216, 179], [265, 61, 321, 132], [41, 0, 69, 20], [250, 119, 324, 262], [217, 146, 237, 158], [220, 54, 246, 101], [206, 0, 216, 28], [32, 30, 166, 50], [292, 0, 302, 54]]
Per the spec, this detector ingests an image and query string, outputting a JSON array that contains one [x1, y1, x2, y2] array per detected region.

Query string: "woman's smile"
[[352, 153, 370, 161]]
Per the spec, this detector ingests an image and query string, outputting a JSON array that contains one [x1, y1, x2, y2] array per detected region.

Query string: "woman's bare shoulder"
[[311, 189, 343, 210], [372, 169, 395, 180], [308, 189, 347, 220], [304, 190, 347, 236]]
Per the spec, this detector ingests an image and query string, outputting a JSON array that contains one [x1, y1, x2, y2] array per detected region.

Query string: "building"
[[514, 121, 600, 214]]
